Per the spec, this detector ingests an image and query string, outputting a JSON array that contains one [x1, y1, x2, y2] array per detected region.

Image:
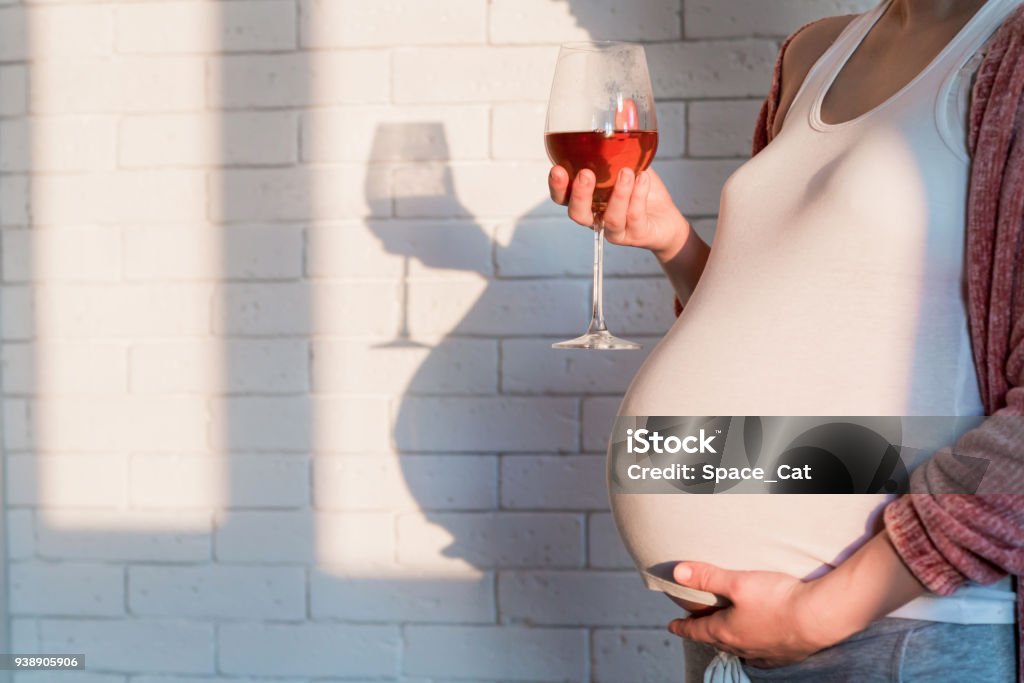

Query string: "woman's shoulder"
[[771, 14, 858, 137]]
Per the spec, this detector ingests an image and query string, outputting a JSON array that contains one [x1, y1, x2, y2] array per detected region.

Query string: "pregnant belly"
[[609, 492, 890, 584]]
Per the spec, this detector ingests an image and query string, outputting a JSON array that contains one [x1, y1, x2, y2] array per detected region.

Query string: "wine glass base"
[[552, 330, 642, 350]]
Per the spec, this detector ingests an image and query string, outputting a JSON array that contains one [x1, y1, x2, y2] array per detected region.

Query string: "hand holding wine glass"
[[548, 165, 691, 262]]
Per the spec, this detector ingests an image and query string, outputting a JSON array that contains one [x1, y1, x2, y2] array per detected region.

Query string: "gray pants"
[[683, 617, 1016, 682]]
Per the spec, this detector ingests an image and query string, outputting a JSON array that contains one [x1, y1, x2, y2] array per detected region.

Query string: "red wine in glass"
[[545, 130, 659, 212]]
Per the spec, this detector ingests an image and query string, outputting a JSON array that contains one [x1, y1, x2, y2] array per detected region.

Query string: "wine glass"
[[545, 41, 658, 350]]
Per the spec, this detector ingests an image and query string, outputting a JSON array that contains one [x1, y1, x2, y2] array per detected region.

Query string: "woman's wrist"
[[650, 214, 693, 264]]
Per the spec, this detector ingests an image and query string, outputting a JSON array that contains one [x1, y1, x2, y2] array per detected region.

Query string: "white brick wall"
[[0, 0, 875, 681]]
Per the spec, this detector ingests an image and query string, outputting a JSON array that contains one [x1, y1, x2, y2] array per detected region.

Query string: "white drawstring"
[[703, 650, 751, 683]]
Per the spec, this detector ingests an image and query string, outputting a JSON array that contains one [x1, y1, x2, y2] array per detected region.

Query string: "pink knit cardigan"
[[743, 9, 1024, 678]]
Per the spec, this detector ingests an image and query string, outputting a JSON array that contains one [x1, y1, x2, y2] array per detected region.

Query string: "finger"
[[674, 561, 737, 598], [667, 616, 717, 645], [567, 170, 596, 227], [602, 168, 635, 238], [625, 171, 651, 236], [548, 166, 570, 205]]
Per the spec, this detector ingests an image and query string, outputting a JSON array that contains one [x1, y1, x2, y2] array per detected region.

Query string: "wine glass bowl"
[[545, 41, 658, 350]]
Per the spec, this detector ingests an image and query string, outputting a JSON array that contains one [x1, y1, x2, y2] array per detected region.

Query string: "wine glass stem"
[[589, 213, 608, 334]]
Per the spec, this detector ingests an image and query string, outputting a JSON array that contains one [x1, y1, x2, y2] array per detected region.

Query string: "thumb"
[[673, 561, 736, 597]]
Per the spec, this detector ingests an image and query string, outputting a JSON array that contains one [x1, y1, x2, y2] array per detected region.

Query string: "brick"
[[582, 396, 621, 452], [218, 622, 399, 678], [313, 455, 496, 511], [394, 46, 557, 103], [394, 397, 577, 452], [500, 455, 607, 510], [31, 57, 206, 114], [34, 284, 212, 339], [36, 510, 211, 561], [2, 341, 127, 394], [490, 0, 680, 43], [130, 454, 309, 509], [685, 0, 872, 38], [29, 396, 210, 452], [120, 111, 297, 167], [603, 277, 678, 335], [495, 219, 662, 278], [116, 1, 296, 53], [214, 510, 313, 563], [31, 171, 207, 225], [302, 105, 489, 162], [1, 174, 30, 226], [653, 158, 743, 215], [9, 618, 37, 654], [306, 220, 493, 279], [7, 509, 34, 560], [0, 65, 27, 117], [688, 99, 763, 157], [7, 455, 127, 508], [213, 52, 389, 108], [212, 397, 311, 452], [224, 456, 310, 508], [9, 561, 124, 616], [3, 227, 122, 282], [407, 279, 589, 338], [0, 5, 112, 60], [393, 161, 559, 218], [37, 618, 214, 674], [0, 117, 116, 172], [405, 625, 585, 681], [397, 512, 582, 568], [0, 7, 27, 61], [316, 512, 396, 567], [4, 399, 31, 451], [589, 512, 634, 569], [312, 281, 401, 337], [127, 454, 225, 510], [311, 338, 496, 395], [210, 166, 390, 222], [129, 339, 308, 394], [310, 396, 392, 454], [311, 567, 495, 622], [501, 337, 654, 395], [498, 570, 676, 626], [301, 0, 486, 47], [657, 100, 688, 158], [129, 565, 305, 619], [124, 224, 303, 281], [647, 40, 777, 99], [491, 103, 547, 160], [593, 628, 683, 683], [1, 287, 32, 341], [212, 283, 310, 336]]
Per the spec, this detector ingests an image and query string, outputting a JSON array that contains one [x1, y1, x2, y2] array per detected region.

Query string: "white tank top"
[[613, 0, 1020, 623]]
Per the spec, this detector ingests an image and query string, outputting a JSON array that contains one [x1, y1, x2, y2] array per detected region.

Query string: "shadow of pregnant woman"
[[367, 122, 677, 640]]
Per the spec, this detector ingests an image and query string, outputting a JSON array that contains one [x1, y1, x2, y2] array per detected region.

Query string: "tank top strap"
[[778, 3, 889, 131]]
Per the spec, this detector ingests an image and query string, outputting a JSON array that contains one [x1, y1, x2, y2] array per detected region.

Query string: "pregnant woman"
[[549, 1, 1024, 681]]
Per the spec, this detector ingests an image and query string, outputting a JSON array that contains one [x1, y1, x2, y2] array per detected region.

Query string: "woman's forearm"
[[653, 220, 712, 302], [799, 530, 928, 649]]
